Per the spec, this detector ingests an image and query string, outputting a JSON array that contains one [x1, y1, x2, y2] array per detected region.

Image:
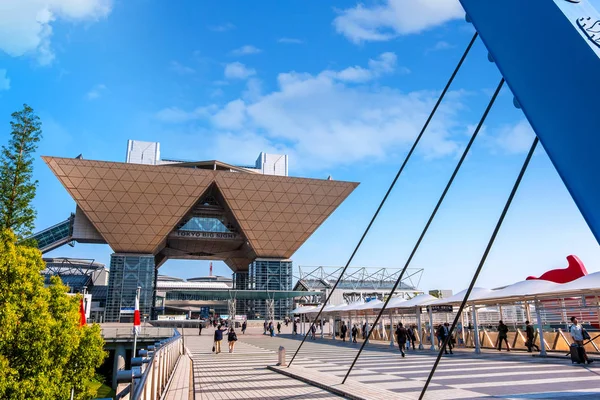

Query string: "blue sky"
[[0, 0, 598, 293]]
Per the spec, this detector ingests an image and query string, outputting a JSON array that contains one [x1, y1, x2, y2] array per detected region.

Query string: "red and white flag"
[[133, 292, 141, 335]]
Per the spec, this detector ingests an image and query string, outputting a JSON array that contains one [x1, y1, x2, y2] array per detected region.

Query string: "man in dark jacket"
[[351, 324, 358, 343], [396, 323, 407, 358], [525, 320, 539, 352], [213, 325, 227, 354], [341, 322, 348, 342], [497, 320, 510, 351]]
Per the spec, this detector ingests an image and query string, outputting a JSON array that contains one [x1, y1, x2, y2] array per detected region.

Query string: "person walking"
[[351, 324, 358, 343], [213, 325, 227, 354], [264, 320, 268, 335], [525, 320, 539, 352], [396, 323, 408, 358], [270, 322, 275, 337], [362, 322, 367, 339], [293, 319, 298, 335], [277, 321, 281, 334], [570, 316, 593, 364], [198, 319, 203, 336], [311, 323, 317, 340], [443, 323, 454, 354], [227, 327, 238, 353], [408, 325, 417, 350], [497, 320, 510, 351], [242, 320, 247, 335], [341, 322, 348, 342]]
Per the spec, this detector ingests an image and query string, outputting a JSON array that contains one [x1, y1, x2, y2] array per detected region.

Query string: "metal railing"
[[114, 330, 183, 400]]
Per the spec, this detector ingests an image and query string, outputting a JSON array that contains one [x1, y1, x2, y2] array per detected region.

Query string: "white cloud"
[[426, 40, 455, 54], [333, 0, 463, 44], [230, 45, 262, 56], [329, 52, 406, 83], [0, 69, 10, 91], [493, 120, 536, 154], [155, 55, 466, 170], [85, 83, 107, 100], [209, 23, 235, 32], [170, 61, 195, 75], [0, 0, 112, 65], [278, 37, 304, 44], [224, 62, 256, 80]]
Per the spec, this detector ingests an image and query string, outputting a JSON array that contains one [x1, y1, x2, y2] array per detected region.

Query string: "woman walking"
[[228, 327, 238, 353]]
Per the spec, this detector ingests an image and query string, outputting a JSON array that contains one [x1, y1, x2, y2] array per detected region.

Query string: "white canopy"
[[429, 288, 493, 305], [394, 293, 438, 308], [291, 306, 317, 314], [546, 271, 600, 294], [373, 297, 407, 309], [351, 299, 384, 311], [335, 301, 365, 312], [473, 279, 560, 302]]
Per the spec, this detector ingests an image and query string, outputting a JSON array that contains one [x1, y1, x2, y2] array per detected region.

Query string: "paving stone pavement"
[[184, 326, 600, 399], [183, 328, 342, 399], [244, 332, 600, 400]]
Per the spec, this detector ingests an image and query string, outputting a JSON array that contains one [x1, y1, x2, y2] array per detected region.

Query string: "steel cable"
[[342, 77, 505, 383], [288, 32, 480, 367], [418, 136, 539, 399]]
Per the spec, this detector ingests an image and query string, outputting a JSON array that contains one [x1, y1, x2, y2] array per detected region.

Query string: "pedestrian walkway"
[[184, 328, 342, 399], [183, 325, 600, 399]]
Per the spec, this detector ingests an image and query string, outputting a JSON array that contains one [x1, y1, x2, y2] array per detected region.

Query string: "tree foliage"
[[0, 104, 42, 239], [0, 229, 106, 399]]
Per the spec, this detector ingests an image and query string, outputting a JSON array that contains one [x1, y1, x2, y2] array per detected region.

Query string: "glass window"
[[178, 216, 232, 233]]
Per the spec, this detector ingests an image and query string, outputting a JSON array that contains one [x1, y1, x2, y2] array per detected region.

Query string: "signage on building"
[[172, 231, 239, 240], [428, 305, 453, 313], [120, 307, 135, 315], [200, 306, 210, 319]]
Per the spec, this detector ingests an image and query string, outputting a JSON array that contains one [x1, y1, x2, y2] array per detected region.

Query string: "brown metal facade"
[[43, 156, 358, 271]]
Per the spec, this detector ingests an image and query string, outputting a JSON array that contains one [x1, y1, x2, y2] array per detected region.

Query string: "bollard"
[[277, 346, 286, 366]]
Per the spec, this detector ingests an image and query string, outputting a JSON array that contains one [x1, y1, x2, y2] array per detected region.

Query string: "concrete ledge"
[[268, 364, 411, 400]]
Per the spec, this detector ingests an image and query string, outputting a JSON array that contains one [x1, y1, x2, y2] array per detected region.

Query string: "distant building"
[[429, 289, 453, 299], [125, 140, 161, 165], [294, 266, 424, 306]]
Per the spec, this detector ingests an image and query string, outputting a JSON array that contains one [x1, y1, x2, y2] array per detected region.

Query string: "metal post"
[[534, 300, 547, 356], [428, 306, 436, 350], [389, 310, 395, 347], [460, 310, 466, 348], [133, 286, 141, 359], [320, 318, 324, 339], [416, 308, 423, 350], [472, 305, 481, 354]]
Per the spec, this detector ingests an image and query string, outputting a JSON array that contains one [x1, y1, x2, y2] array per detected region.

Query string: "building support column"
[[428, 306, 436, 351], [534, 300, 547, 357], [320, 318, 324, 339], [389, 310, 395, 348], [112, 344, 126, 390], [417, 308, 424, 350], [472, 305, 481, 354]]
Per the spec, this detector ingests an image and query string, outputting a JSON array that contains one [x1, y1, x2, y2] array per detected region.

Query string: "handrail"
[[131, 330, 181, 400]]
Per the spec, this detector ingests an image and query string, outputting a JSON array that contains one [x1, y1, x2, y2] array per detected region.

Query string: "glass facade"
[[234, 259, 293, 319], [177, 216, 233, 233], [105, 254, 155, 322]]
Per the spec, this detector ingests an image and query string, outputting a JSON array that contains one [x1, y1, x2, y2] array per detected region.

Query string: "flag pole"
[[133, 286, 141, 359]]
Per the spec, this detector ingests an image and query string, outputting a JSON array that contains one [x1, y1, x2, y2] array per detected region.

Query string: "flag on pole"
[[79, 298, 86, 327], [133, 291, 141, 335]]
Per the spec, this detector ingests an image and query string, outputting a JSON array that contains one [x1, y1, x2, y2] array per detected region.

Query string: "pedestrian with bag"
[[570, 316, 593, 364], [395, 323, 408, 358], [525, 320, 539, 352], [497, 320, 510, 351], [227, 327, 238, 353], [443, 322, 454, 354]]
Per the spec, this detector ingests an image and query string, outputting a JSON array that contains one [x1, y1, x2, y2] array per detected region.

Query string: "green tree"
[[0, 229, 106, 399], [0, 104, 42, 239]]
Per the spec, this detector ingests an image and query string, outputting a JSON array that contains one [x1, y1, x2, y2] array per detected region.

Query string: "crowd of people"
[[198, 314, 596, 364]]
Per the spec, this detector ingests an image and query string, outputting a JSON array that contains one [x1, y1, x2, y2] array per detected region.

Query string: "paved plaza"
[[184, 325, 600, 400]]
